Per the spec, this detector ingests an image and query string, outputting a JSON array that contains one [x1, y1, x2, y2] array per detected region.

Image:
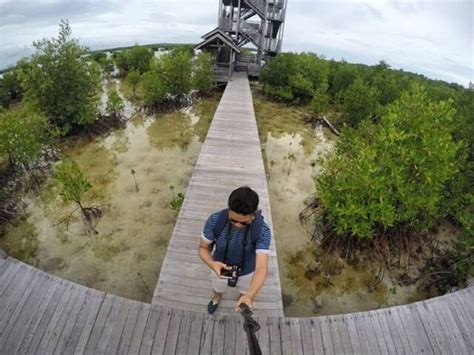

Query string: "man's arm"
[[198, 239, 229, 276], [235, 253, 268, 310]]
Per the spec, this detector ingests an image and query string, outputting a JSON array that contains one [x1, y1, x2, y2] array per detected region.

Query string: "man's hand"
[[211, 261, 230, 277], [236, 294, 253, 312]]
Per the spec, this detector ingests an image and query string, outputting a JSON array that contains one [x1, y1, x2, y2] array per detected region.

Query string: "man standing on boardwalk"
[[198, 186, 271, 314]]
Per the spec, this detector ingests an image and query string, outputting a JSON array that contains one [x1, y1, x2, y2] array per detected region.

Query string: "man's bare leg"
[[212, 291, 222, 304]]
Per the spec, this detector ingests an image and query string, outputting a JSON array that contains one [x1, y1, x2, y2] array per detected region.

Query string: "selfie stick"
[[239, 303, 262, 355]]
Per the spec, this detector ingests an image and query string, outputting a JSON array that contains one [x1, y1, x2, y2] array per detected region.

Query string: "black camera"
[[221, 265, 240, 287]]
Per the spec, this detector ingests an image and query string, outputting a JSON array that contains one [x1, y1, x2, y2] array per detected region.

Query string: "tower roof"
[[195, 29, 242, 53]]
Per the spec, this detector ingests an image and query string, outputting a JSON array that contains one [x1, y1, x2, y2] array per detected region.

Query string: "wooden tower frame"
[[196, 0, 288, 81]]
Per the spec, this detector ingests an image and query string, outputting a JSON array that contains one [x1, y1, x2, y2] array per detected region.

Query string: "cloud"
[[0, 0, 472, 86]]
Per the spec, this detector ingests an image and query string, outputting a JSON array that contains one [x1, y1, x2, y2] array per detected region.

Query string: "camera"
[[220, 265, 240, 287]]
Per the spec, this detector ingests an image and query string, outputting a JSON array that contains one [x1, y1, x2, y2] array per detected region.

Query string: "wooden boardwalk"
[[152, 72, 284, 317], [1, 73, 473, 354], [1, 255, 473, 354]]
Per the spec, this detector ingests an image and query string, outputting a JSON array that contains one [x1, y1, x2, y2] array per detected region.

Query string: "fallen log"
[[320, 115, 340, 136], [302, 113, 341, 136]]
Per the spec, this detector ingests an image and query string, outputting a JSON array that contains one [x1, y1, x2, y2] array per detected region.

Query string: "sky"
[[0, 0, 472, 86]]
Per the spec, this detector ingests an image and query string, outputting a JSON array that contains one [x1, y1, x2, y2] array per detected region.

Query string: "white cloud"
[[0, 0, 472, 86]]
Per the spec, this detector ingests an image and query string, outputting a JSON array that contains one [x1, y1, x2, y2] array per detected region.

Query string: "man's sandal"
[[207, 299, 219, 314]]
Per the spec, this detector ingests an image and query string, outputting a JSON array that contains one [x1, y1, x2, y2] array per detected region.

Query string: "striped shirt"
[[201, 211, 271, 276]]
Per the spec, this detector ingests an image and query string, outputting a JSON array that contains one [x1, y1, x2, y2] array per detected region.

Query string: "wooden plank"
[[0, 256, 9, 272], [384, 307, 413, 354], [279, 318, 292, 355], [37, 284, 80, 353], [457, 288, 474, 309], [299, 318, 314, 355], [289, 318, 304, 355], [151, 307, 172, 354], [199, 313, 215, 354], [211, 316, 226, 354], [163, 308, 183, 354], [84, 293, 115, 353], [351, 313, 373, 354], [0, 261, 20, 296], [140, 306, 162, 354], [429, 298, 470, 354], [43, 288, 84, 354], [445, 296, 474, 349], [33, 283, 77, 354], [366, 311, 389, 354], [50, 289, 88, 354], [368, 310, 398, 354], [175, 310, 192, 355], [157, 270, 281, 293], [154, 292, 281, 312], [18, 280, 66, 354], [319, 316, 335, 354], [186, 312, 204, 355], [325, 316, 345, 355], [255, 316, 271, 355], [103, 299, 131, 354], [452, 291, 474, 329], [235, 318, 249, 355], [268, 316, 282, 355], [333, 314, 354, 354], [155, 277, 278, 300], [224, 316, 237, 355], [0, 273, 54, 354], [362, 311, 384, 354], [116, 302, 142, 354], [127, 303, 150, 354], [415, 302, 448, 354], [64, 290, 104, 354], [397, 305, 433, 354], [0, 265, 37, 323], [0, 268, 41, 339], [342, 314, 363, 354]]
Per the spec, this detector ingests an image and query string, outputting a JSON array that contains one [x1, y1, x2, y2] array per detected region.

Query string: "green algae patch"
[[147, 112, 194, 150]]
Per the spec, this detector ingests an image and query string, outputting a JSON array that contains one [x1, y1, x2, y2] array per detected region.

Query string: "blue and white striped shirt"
[[201, 211, 271, 275]]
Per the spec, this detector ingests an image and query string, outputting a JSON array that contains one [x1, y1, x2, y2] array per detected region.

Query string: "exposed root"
[[297, 198, 457, 292]]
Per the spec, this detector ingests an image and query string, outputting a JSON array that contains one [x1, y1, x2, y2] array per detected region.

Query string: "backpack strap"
[[213, 208, 264, 246], [249, 209, 264, 245], [213, 208, 229, 241]]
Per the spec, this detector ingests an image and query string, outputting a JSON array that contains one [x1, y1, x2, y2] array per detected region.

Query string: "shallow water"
[[253, 91, 427, 316], [0, 94, 219, 302]]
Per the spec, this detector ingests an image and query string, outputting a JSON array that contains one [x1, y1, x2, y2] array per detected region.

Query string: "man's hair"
[[228, 186, 259, 215]]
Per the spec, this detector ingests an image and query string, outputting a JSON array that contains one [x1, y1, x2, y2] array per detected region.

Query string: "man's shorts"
[[209, 270, 254, 294]]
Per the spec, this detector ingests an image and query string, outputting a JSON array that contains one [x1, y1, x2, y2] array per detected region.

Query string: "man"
[[198, 186, 271, 314]]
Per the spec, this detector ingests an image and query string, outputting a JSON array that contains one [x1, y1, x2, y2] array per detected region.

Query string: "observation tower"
[[196, 0, 288, 82]]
